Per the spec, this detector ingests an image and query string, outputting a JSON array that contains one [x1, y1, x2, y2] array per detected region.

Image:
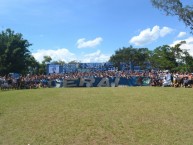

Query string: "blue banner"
[[48, 76, 151, 87]]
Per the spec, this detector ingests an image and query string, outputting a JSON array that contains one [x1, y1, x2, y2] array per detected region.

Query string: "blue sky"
[[0, 0, 193, 63]]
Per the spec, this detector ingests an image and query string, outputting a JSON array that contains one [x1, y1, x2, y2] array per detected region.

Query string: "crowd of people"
[[0, 70, 193, 90]]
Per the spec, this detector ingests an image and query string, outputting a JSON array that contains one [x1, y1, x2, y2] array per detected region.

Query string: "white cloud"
[[32, 48, 110, 63], [177, 32, 186, 38], [80, 50, 110, 63], [170, 36, 193, 56], [129, 25, 173, 46], [77, 37, 103, 48], [160, 27, 173, 37], [32, 48, 77, 63]]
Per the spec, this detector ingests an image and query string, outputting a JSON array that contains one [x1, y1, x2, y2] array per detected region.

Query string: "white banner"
[[48, 65, 60, 74]]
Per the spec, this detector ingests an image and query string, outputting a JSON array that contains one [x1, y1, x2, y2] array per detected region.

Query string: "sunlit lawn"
[[0, 87, 193, 145]]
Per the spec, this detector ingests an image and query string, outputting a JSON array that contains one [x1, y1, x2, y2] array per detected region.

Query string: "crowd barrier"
[[48, 76, 151, 87]]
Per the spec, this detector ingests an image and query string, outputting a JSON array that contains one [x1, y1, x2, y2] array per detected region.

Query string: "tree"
[[182, 51, 193, 72], [150, 41, 193, 72], [0, 29, 36, 75], [150, 45, 176, 70], [26, 55, 39, 75], [42, 56, 52, 64], [38, 56, 52, 75], [51, 60, 65, 65], [109, 46, 151, 70], [68, 60, 79, 64], [151, 0, 193, 33], [135, 48, 151, 70]]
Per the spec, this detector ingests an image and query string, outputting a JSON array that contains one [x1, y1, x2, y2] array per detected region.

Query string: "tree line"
[[109, 43, 193, 72], [0, 28, 193, 76]]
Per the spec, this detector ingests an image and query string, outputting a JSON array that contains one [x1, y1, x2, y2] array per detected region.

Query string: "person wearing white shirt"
[[163, 71, 172, 87]]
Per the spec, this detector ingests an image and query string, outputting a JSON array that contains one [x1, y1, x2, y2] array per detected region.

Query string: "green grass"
[[0, 87, 193, 145]]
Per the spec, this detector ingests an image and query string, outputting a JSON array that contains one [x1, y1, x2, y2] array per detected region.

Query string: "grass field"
[[0, 87, 193, 145]]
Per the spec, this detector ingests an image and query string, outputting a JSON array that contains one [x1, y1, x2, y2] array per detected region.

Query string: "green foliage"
[[36, 56, 52, 75], [151, 0, 193, 33], [0, 29, 36, 75], [42, 56, 52, 64], [150, 41, 193, 72], [51, 60, 65, 65], [110, 42, 193, 72], [150, 45, 177, 70], [68, 60, 80, 64], [109, 46, 151, 70]]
